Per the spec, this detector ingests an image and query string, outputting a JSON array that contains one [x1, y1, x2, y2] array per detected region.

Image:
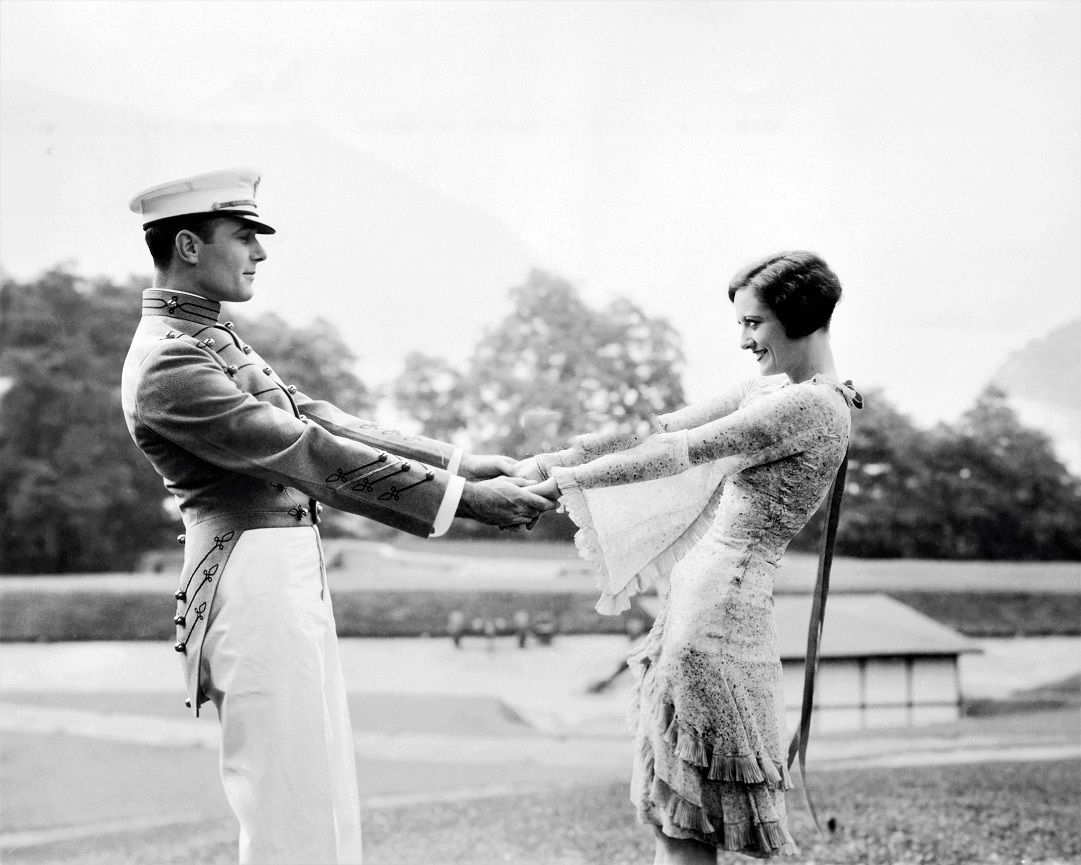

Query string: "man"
[[121, 166, 556, 864]]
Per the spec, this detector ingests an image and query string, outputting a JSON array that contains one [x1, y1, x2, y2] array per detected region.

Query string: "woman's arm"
[[563, 385, 837, 489], [654, 378, 754, 432], [530, 428, 650, 479], [527, 379, 756, 479]]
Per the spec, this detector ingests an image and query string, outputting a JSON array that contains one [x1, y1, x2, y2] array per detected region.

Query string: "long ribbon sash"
[[786, 447, 849, 833]]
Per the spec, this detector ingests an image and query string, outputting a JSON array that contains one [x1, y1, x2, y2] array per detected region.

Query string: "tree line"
[[1, 267, 1078, 573]]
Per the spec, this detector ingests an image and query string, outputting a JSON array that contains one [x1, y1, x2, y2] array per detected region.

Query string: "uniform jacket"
[[122, 288, 462, 712]]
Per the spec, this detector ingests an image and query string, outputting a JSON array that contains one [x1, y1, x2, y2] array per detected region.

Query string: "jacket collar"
[[142, 288, 221, 325]]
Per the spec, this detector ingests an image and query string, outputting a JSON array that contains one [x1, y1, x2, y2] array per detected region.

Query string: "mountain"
[[0, 81, 541, 387], [991, 318, 1081, 474]]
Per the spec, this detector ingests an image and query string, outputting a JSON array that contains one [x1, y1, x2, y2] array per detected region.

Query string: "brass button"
[[184, 699, 192, 708], [173, 614, 185, 626], [263, 366, 273, 376], [227, 364, 239, 375], [204, 337, 215, 347], [174, 641, 186, 653], [174, 589, 186, 601], [243, 345, 252, 354], [287, 385, 297, 394], [224, 321, 235, 329], [177, 534, 186, 545]]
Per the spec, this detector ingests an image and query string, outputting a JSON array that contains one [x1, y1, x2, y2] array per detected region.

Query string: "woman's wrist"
[[534, 446, 582, 479]]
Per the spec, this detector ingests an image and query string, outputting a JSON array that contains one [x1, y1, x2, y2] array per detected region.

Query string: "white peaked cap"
[[128, 166, 276, 233]]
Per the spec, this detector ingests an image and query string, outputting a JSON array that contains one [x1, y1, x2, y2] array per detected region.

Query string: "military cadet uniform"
[[121, 168, 465, 864]]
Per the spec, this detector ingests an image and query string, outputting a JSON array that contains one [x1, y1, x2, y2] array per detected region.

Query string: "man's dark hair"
[[144, 214, 226, 270], [727, 251, 843, 338]]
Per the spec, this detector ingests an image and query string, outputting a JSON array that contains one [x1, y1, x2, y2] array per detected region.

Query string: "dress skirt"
[[627, 527, 799, 857]]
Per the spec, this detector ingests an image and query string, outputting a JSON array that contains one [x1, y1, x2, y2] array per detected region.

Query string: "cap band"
[[212, 199, 256, 210]]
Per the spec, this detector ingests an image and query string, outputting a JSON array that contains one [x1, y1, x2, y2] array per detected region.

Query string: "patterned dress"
[[544, 374, 860, 857]]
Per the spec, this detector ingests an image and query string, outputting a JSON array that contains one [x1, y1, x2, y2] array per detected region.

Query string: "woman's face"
[[732, 287, 801, 376]]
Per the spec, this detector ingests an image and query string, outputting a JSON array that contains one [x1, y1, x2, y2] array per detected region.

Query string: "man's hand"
[[456, 476, 558, 528], [505, 477, 560, 532], [459, 453, 518, 482]]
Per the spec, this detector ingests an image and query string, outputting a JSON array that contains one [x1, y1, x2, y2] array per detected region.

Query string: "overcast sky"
[[2, 0, 1079, 430]]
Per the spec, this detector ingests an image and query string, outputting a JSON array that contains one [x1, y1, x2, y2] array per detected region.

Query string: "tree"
[[391, 269, 687, 540], [389, 352, 469, 443], [0, 269, 377, 572], [789, 385, 1081, 559], [227, 311, 373, 415], [0, 269, 171, 572], [788, 387, 929, 556], [839, 387, 944, 557], [924, 386, 1081, 559], [395, 269, 687, 457]]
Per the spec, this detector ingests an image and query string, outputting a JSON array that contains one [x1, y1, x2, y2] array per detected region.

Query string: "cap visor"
[[142, 211, 276, 234], [233, 214, 276, 234]]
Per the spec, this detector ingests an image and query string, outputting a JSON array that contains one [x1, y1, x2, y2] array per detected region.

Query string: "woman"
[[522, 252, 861, 862]]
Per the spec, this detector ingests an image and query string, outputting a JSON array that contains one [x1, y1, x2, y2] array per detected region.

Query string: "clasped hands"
[[456, 454, 561, 531]]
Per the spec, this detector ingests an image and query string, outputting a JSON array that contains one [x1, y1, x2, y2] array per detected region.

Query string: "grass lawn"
[[362, 758, 1081, 865], [8, 757, 1078, 864]]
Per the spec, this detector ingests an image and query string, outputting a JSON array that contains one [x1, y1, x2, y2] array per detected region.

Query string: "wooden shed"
[[775, 592, 980, 733]]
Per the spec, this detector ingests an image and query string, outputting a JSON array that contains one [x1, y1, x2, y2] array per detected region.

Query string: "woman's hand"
[[526, 477, 559, 500], [508, 457, 544, 483]]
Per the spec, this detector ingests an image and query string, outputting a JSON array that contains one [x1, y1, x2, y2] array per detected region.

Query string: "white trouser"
[[200, 526, 363, 864]]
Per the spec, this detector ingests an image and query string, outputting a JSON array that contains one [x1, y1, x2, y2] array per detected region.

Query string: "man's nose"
[[251, 241, 267, 262]]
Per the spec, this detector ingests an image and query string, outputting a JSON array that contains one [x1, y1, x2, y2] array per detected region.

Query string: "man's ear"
[[175, 230, 201, 265]]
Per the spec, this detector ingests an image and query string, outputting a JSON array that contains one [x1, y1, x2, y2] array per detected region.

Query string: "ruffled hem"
[[632, 664, 797, 856], [641, 773, 798, 856], [555, 470, 723, 615], [649, 700, 792, 794]]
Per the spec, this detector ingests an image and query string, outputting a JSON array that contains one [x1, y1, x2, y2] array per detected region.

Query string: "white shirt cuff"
[[447, 447, 464, 476], [429, 474, 465, 538]]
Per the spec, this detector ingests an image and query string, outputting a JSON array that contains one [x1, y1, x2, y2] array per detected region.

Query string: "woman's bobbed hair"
[[727, 251, 842, 338]]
